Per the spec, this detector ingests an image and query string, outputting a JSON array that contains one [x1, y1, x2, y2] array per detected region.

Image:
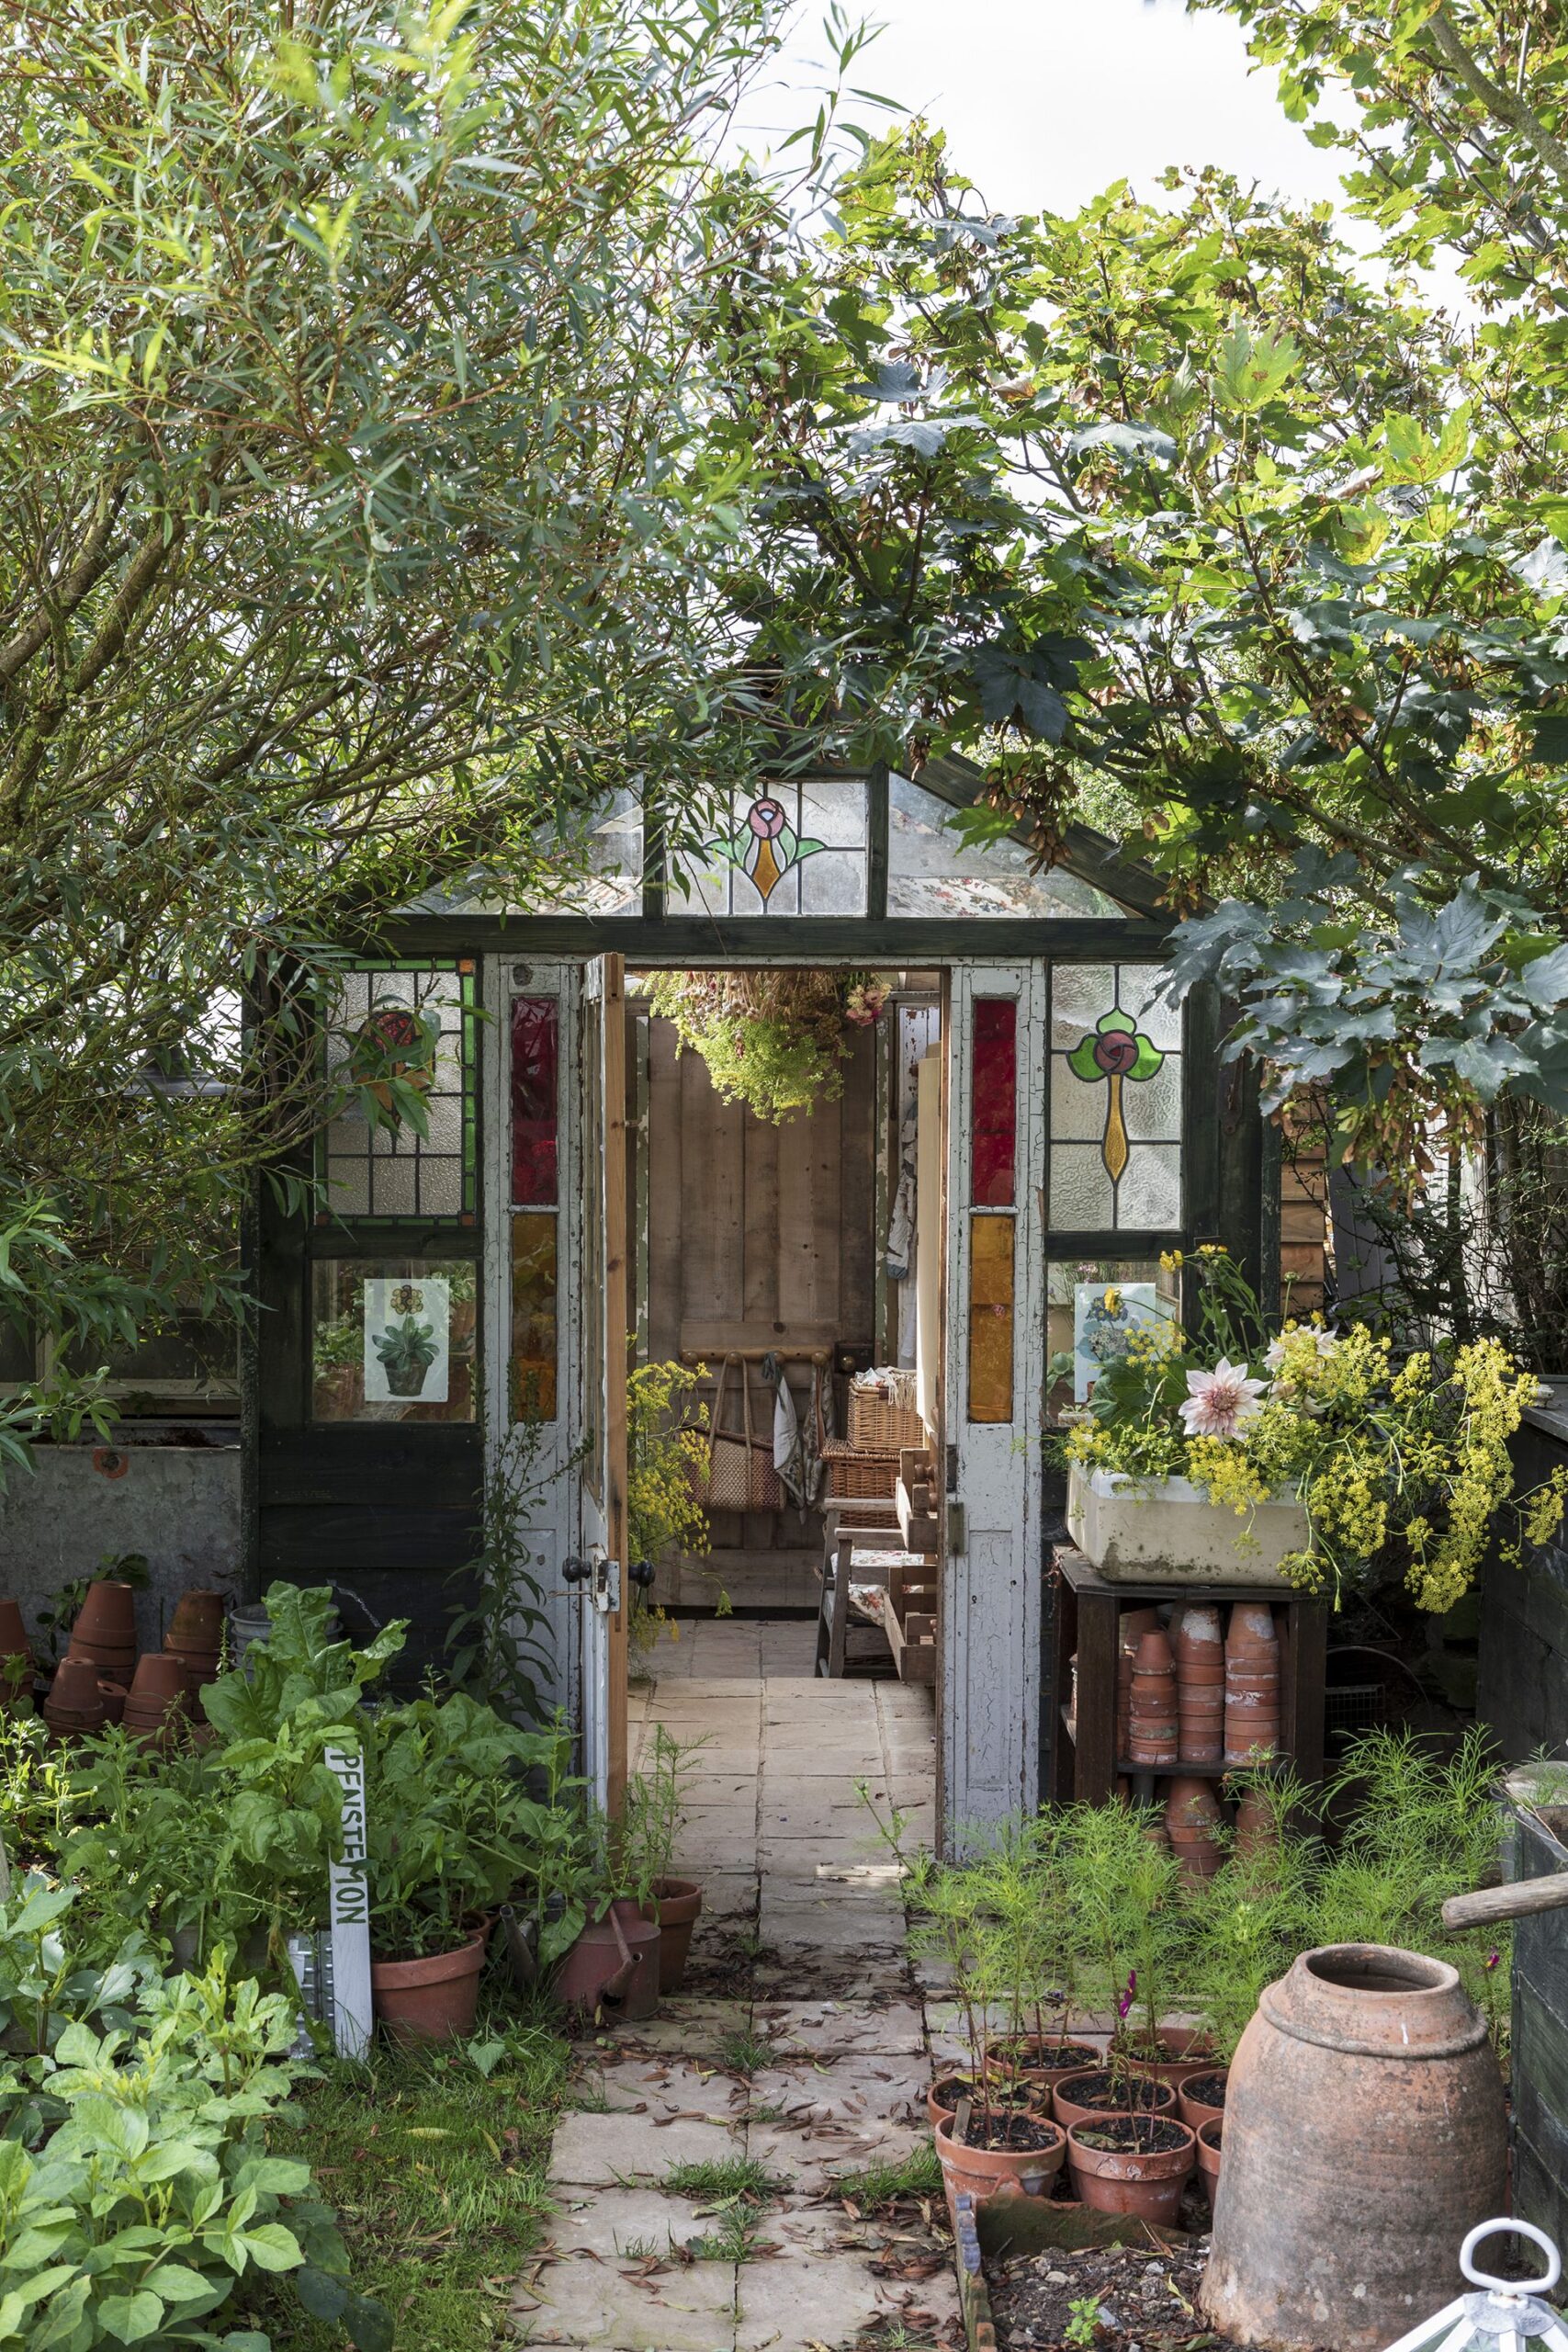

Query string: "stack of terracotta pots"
[[1167, 1775, 1224, 1882], [1224, 1602, 1280, 1762], [1174, 1603, 1224, 1761], [1235, 1788, 1280, 1861], [42, 1656, 110, 1741], [164, 1589, 225, 1714], [123, 1654, 189, 1750], [1127, 1627, 1179, 1766], [0, 1598, 33, 1709], [1115, 1606, 1160, 1756], [64, 1578, 138, 1732]]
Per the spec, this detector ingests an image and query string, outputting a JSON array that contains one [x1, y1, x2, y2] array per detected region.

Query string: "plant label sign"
[[363, 1274, 449, 1406], [325, 1743, 373, 2061]]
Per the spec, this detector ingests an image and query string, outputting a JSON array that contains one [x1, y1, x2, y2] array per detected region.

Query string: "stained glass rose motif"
[[345, 1000, 440, 1131], [709, 792, 826, 906], [1066, 1009, 1166, 1184]]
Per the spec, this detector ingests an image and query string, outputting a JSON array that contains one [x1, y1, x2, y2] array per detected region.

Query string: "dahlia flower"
[[1178, 1358, 1267, 1441]]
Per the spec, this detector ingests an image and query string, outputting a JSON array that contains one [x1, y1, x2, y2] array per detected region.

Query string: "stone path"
[[513, 1659, 960, 2352]]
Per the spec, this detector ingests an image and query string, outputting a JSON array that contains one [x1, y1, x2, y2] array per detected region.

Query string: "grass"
[[831, 2144, 943, 2210], [265, 1996, 570, 2352], [663, 2154, 783, 2200], [716, 2025, 773, 2075]]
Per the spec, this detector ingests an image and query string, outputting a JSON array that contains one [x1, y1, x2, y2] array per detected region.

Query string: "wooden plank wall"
[[641, 1012, 878, 1605]]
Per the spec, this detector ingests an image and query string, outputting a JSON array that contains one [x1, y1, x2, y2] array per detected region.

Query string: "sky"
[[751, 0, 1351, 221]]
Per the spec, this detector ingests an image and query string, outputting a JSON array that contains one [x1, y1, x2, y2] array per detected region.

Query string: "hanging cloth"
[[763, 1351, 807, 1516]]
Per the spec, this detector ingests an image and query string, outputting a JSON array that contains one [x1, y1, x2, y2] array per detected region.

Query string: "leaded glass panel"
[[888, 775, 1130, 919], [671, 779, 869, 916], [1048, 962, 1184, 1232], [322, 965, 476, 1223]]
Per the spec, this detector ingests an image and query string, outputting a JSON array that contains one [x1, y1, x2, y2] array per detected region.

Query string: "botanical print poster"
[[363, 1275, 450, 1406], [1073, 1280, 1166, 1402]]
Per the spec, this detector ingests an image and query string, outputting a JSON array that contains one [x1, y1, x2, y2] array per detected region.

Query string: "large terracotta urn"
[[1201, 1945, 1506, 2352]]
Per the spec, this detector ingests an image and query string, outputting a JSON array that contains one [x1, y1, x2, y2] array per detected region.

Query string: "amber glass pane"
[[968, 1216, 1015, 1423], [971, 999, 1017, 1207], [511, 1213, 558, 1421], [511, 998, 558, 1206]]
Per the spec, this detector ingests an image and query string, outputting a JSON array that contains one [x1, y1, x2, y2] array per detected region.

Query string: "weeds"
[[833, 2144, 943, 2209], [664, 2154, 782, 2200], [718, 2025, 773, 2075]]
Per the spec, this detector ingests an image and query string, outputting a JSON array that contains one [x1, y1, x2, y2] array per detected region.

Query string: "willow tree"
[[0, 0, 850, 1451]]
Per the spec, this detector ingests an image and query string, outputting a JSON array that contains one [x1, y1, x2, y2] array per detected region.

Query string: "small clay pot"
[[934, 2110, 1066, 2213], [1134, 1629, 1175, 1674], [929, 2073, 1043, 2132], [1068, 2114, 1196, 2223], [637, 1876, 703, 1994], [371, 1928, 489, 2047], [1227, 1601, 1278, 1648], [1117, 2027, 1218, 2086], [129, 1653, 187, 1703], [1178, 2067, 1228, 2132], [96, 1680, 128, 1726], [164, 1645, 220, 1709], [1052, 2067, 1175, 2133], [989, 2033, 1104, 2091], [43, 1658, 108, 1740], [74, 1579, 137, 1651], [1196, 2114, 1223, 2203]]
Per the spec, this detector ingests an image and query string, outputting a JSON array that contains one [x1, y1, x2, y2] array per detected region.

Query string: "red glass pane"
[[971, 999, 1017, 1207], [511, 998, 558, 1205]]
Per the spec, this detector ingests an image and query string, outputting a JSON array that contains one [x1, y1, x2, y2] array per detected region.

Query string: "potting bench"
[[1041, 1545, 1329, 1806]]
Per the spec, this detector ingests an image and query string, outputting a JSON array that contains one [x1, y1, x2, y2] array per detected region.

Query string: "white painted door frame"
[[942, 960, 1047, 1848]]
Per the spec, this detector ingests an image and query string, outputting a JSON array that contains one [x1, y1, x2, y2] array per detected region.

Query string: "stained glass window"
[[510, 990, 562, 1421], [888, 775, 1131, 919], [321, 965, 476, 1222], [1049, 963, 1183, 1231], [969, 1216, 1016, 1423], [971, 1000, 1018, 1207], [671, 779, 869, 916], [967, 994, 1021, 1422], [311, 1259, 477, 1423]]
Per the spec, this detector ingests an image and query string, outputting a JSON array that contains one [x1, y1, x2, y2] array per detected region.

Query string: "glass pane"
[[1119, 962, 1186, 1052], [417, 1158, 463, 1217], [1047, 1256, 1180, 1410], [972, 999, 1018, 1207], [1050, 1144, 1115, 1228], [511, 997, 559, 1207], [1122, 1055, 1183, 1142], [1050, 964, 1115, 1046], [511, 1214, 558, 1420], [311, 1260, 477, 1423], [369, 1158, 417, 1216], [675, 780, 869, 916], [798, 848, 868, 914], [888, 775, 1130, 918], [1049, 1053, 1110, 1142], [968, 1216, 1015, 1422], [1117, 1146, 1183, 1229], [409, 791, 643, 917]]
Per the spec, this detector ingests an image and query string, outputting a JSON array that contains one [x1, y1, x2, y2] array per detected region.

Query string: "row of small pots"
[[372, 1878, 705, 2048], [934, 2104, 1222, 2224]]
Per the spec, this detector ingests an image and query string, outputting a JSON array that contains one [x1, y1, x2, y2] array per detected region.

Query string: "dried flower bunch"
[[1055, 1246, 1567, 1610]]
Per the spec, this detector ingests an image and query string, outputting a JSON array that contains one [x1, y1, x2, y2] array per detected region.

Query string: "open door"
[[942, 961, 1047, 1845], [572, 955, 629, 1814]]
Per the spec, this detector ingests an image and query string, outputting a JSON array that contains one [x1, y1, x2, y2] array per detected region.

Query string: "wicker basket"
[[821, 1437, 899, 1499], [847, 1388, 926, 1452]]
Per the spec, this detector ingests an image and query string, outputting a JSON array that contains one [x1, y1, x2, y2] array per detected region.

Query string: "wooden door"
[[576, 956, 629, 1813], [942, 961, 1047, 1845]]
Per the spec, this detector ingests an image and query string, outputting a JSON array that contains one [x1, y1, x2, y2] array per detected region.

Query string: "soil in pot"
[[1177, 2067, 1228, 2132], [1197, 2113, 1223, 2204], [934, 2109, 1066, 2212], [1116, 2029, 1216, 2085], [371, 1928, 489, 2047], [1052, 2066, 1174, 2132], [1067, 2112, 1197, 2224], [987, 2032, 1103, 2082], [929, 2072, 1043, 2132], [638, 1876, 702, 1995]]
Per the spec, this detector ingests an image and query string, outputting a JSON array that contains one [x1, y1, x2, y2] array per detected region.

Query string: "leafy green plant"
[[446, 1422, 563, 1725], [371, 1313, 440, 1396], [613, 1726, 707, 1907], [637, 969, 889, 1124], [626, 1359, 710, 1663]]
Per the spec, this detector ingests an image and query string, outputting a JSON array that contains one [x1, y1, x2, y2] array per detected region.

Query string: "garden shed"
[[247, 756, 1279, 1845]]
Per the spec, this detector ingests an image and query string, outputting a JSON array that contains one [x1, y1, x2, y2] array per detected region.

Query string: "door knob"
[[561, 1556, 592, 1583], [628, 1559, 656, 1590]]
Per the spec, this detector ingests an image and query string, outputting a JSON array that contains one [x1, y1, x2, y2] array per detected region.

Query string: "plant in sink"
[[1054, 1243, 1566, 1605]]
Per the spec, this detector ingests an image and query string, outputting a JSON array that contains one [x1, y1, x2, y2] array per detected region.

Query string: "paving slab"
[[758, 1901, 908, 1959], [550, 2108, 748, 2185], [570, 2052, 750, 2120], [606, 1996, 753, 2057], [761, 1746, 886, 1779], [750, 1996, 927, 2058], [748, 2053, 926, 2130], [743, 2113, 929, 2195], [514, 2188, 737, 2349]]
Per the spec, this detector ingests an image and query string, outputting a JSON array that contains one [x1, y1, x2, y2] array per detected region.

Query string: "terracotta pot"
[[164, 1646, 220, 1708], [1167, 1778, 1224, 1883], [638, 1876, 703, 1994], [1228, 1601, 1278, 1647], [1177, 2066, 1227, 2132], [44, 1657, 108, 1738], [129, 1653, 188, 1704], [1200, 1944, 1508, 2352], [167, 1589, 226, 1648], [1052, 2067, 1175, 2133], [928, 2073, 1043, 2132], [1175, 1603, 1224, 1663], [553, 1899, 660, 2021], [1235, 1792, 1280, 1860], [989, 2033, 1104, 2091], [74, 1579, 137, 1652], [96, 1680, 128, 1725], [371, 1928, 488, 2046], [934, 2111, 1066, 2212], [1117, 2026, 1217, 2086], [1066, 2114, 1196, 2223], [1196, 2114, 1223, 2203]]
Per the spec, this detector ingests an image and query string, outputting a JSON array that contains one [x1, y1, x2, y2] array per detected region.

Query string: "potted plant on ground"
[[1057, 1245, 1568, 1601], [624, 1724, 707, 1991]]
